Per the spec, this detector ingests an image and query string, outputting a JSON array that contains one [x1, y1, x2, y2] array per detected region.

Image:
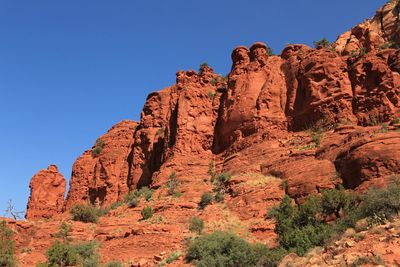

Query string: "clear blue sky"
[[0, 0, 387, 216]]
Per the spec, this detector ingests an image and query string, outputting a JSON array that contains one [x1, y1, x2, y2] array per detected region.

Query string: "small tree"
[[189, 216, 204, 235], [166, 172, 179, 196], [141, 207, 154, 220], [0, 221, 16, 267], [54, 222, 72, 241], [198, 192, 214, 209], [313, 38, 331, 49], [70, 203, 105, 223], [91, 138, 105, 157], [4, 199, 23, 220]]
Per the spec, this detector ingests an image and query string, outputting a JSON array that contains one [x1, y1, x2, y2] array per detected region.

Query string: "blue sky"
[[0, 0, 387, 216]]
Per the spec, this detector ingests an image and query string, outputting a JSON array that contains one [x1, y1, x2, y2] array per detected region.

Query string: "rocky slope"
[[11, 0, 400, 266]]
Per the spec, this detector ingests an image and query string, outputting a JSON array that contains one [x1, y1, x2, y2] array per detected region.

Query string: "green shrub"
[[109, 201, 124, 210], [104, 261, 123, 267], [124, 192, 140, 208], [166, 172, 179, 196], [208, 160, 216, 182], [141, 207, 154, 220], [54, 222, 72, 241], [0, 220, 16, 267], [198, 192, 214, 209], [45, 240, 99, 267], [166, 251, 181, 264], [137, 187, 153, 201], [199, 62, 209, 74], [269, 195, 330, 256], [70, 203, 107, 223], [358, 177, 400, 221], [189, 217, 204, 235], [91, 138, 105, 157], [313, 38, 331, 48], [267, 47, 274, 56], [214, 172, 231, 193], [186, 231, 284, 267], [214, 192, 224, 203], [321, 187, 350, 217]]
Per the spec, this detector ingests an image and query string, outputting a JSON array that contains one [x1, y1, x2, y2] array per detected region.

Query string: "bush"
[[166, 251, 181, 264], [166, 172, 179, 195], [321, 187, 350, 217], [186, 231, 284, 267], [313, 37, 331, 48], [198, 192, 214, 209], [214, 192, 224, 203], [0, 220, 16, 267], [104, 261, 123, 267], [54, 222, 72, 241], [45, 240, 99, 267], [124, 192, 140, 208], [91, 138, 105, 157], [70, 203, 107, 223], [269, 195, 330, 256], [141, 207, 154, 220], [189, 217, 204, 235], [214, 173, 231, 193], [358, 177, 400, 220], [136, 187, 153, 201]]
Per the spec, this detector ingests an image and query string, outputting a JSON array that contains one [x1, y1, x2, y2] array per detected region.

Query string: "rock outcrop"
[[26, 165, 66, 220], [65, 120, 137, 208], [335, 0, 400, 54]]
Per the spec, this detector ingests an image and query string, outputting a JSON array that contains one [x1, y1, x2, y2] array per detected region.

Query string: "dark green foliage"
[[136, 187, 153, 201], [45, 240, 99, 267], [358, 176, 400, 221], [70, 203, 108, 223], [214, 172, 231, 193], [214, 192, 224, 203], [210, 78, 218, 86], [54, 222, 72, 241], [0, 220, 16, 267], [166, 172, 179, 196], [321, 187, 350, 217], [91, 138, 105, 157], [141, 206, 154, 220], [267, 47, 274, 56], [104, 261, 123, 267], [313, 38, 331, 48], [208, 160, 216, 182], [124, 192, 140, 208], [189, 217, 204, 235], [269, 195, 331, 255], [199, 62, 209, 74], [109, 201, 124, 210], [198, 192, 214, 209], [186, 231, 285, 267]]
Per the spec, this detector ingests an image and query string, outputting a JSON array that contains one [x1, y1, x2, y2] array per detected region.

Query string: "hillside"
[[1, 1, 400, 266]]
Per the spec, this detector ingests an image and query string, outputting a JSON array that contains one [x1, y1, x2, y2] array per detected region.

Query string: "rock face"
[[65, 120, 138, 208], [26, 165, 66, 220], [335, 0, 400, 54], [26, 0, 400, 214]]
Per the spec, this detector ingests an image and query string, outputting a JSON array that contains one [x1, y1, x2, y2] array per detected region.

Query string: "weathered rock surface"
[[335, 0, 400, 54], [20, 1, 400, 265], [65, 120, 138, 208], [26, 165, 66, 220]]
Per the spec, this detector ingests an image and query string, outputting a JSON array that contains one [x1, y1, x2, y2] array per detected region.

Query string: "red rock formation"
[[129, 66, 224, 191], [26, 165, 66, 220], [214, 42, 288, 153], [65, 120, 137, 208], [282, 46, 356, 130], [335, 0, 400, 54]]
